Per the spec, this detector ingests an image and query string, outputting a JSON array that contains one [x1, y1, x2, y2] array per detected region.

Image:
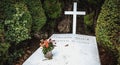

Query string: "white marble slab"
[[23, 34, 101, 65]]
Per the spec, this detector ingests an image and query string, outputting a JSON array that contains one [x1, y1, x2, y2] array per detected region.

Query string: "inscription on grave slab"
[[50, 34, 95, 45]]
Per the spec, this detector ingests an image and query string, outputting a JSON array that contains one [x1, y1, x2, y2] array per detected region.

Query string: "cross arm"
[[64, 11, 74, 15], [76, 11, 86, 15]]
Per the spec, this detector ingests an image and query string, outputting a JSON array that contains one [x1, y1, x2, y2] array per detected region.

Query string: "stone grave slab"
[[23, 34, 101, 65]]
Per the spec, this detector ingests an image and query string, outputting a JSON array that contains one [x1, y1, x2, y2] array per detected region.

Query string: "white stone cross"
[[64, 2, 86, 34]]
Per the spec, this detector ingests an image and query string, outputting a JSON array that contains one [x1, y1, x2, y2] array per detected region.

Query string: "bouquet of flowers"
[[40, 39, 55, 59]]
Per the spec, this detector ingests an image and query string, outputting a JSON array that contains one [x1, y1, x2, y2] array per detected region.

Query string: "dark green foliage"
[[0, 0, 5, 20], [87, 0, 103, 5], [84, 12, 94, 34], [25, 0, 46, 34], [96, 0, 120, 64], [0, 0, 6, 43], [0, 43, 10, 65], [84, 12, 93, 26], [43, 0, 62, 34], [0, 22, 4, 43], [4, 2, 32, 44], [44, 0, 62, 19], [8, 48, 25, 64]]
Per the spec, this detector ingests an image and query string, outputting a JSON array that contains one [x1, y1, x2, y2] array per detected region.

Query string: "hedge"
[[96, 0, 120, 64]]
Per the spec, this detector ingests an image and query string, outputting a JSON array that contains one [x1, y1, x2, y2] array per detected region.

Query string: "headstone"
[[23, 34, 101, 65], [65, 2, 86, 34]]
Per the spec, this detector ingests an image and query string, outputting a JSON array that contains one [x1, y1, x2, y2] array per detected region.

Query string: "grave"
[[23, 34, 100, 65], [23, 2, 101, 65]]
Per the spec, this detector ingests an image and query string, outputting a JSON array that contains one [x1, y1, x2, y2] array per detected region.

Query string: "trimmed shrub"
[[43, 0, 62, 19], [0, 22, 4, 43], [96, 0, 120, 64], [0, 43, 10, 65], [4, 2, 32, 44], [25, 0, 46, 34], [84, 12, 94, 34], [43, 0, 62, 34]]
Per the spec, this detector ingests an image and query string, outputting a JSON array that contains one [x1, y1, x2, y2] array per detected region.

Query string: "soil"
[[98, 45, 118, 65], [15, 38, 117, 65], [14, 38, 40, 65]]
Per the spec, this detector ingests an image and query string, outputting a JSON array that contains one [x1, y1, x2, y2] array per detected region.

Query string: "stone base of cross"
[[64, 2, 86, 34]]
